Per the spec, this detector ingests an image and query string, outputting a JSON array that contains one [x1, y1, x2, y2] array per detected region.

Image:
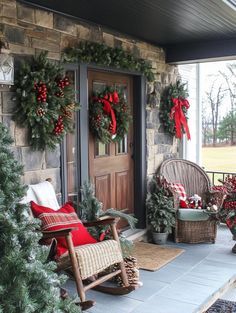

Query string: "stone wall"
[[0, 0, 179, 191]]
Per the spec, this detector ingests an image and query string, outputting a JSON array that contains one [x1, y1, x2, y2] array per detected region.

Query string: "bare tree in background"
[[220, 64, 236, 145], [205, 80, 226, 146], [202, 100, 212, 146]]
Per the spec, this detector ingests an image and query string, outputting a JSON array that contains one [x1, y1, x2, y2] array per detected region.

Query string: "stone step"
[[121, 228, 147, 242]]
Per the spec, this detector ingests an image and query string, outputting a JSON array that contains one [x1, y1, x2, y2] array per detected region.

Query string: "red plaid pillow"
[[168, 183, 187, 200], [31, 201, 97, 256]]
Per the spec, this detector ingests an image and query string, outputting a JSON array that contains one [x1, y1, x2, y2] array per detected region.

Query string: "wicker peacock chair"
[[160, 158, 224, 244]]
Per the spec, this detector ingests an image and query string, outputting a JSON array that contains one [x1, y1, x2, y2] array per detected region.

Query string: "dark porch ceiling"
[[20, 0, 236, 63]]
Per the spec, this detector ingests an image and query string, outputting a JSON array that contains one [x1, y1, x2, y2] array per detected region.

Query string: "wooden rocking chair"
[[25, 181, 135, 310]]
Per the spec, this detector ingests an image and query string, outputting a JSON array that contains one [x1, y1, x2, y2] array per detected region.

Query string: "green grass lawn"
[[202, 146, 236, 173]]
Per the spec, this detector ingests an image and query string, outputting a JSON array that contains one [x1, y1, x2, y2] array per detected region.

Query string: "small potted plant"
[[146, 177, 175, 244]]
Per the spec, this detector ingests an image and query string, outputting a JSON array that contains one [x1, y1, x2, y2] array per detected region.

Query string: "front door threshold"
[[121, 228, 147, 241]]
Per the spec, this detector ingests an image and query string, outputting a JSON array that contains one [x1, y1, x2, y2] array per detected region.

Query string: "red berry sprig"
[[224, 175, 236, 192], [224, 200, 236, 210], [53, 115, 64, 136], [34, 81, 48, 103], [57, 76, 70, 88], [96, 114, 101, 122], [55, 77, 70, 98], [93, 114, 101, 127], [211, 185, 228, 194]]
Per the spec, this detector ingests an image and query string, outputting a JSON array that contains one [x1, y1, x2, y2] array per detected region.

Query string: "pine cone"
[[113, 256, 140, 287]]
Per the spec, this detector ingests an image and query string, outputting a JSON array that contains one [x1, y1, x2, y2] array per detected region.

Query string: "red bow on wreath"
[[101, 98, 117, 135], [93, 91, 119, 135], [170, 97, 191, 140]]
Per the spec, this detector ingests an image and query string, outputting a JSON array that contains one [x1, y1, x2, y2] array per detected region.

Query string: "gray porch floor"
[[65, 224, 236, 313]]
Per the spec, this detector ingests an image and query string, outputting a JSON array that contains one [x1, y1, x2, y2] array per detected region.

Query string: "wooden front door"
[[88, 70, 134, 215]]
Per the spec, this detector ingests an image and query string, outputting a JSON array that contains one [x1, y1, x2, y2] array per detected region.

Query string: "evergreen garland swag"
[[159, 80, 189, 138], [62, 41, 154, 82], [0, 123, 81, 313], [89, 87, 132, 144], [14, 52, 79, 151]]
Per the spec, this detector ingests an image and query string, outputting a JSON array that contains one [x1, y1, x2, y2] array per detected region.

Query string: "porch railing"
[[206, 170, 236, 185]]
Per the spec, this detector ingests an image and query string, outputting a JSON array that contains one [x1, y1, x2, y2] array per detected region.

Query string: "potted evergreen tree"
[[146, 177, 175, 244]]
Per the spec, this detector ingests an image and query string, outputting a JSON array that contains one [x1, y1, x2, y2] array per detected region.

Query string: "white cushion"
[[21, 181, 60, 211]]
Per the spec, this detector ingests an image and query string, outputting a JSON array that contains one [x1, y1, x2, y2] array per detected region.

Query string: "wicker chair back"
[[160, 158, 211, 200]]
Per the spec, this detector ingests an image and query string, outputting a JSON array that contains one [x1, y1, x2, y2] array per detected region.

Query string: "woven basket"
[[175, 219, 217, 243]]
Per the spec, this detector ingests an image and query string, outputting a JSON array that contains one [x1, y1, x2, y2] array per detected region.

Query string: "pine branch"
[[100, 208, 137, 229], [78, 181, 103, 221], [119, 236, 134, 258]]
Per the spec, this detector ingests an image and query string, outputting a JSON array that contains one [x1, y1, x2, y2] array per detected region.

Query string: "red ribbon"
[[101, 98, 117, 134], [112, 91, 119, 104], [170, 97, 191, 140]]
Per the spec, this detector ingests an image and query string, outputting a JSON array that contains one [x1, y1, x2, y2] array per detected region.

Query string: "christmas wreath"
[[159, 80, 191, 140], [14, 52, 78, 150], [89, 87, 131, 144]]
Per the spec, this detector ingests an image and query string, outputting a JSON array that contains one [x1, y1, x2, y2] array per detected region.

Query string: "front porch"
[[65, 224, 236, 313], [0, 1, 236, 312]]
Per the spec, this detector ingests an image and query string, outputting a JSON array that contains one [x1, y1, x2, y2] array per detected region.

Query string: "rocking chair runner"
[[159, 158, 225, 244], [25, 181, 135, 310]]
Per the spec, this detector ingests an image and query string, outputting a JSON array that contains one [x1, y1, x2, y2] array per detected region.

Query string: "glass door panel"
[[117, 134, 128, 154], [95, 140, 109, 157], [115, 83, 129, 155]]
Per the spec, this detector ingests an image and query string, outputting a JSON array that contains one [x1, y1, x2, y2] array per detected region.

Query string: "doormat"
[[132, 241, 185, 271], [206, 299, 236, 313]]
